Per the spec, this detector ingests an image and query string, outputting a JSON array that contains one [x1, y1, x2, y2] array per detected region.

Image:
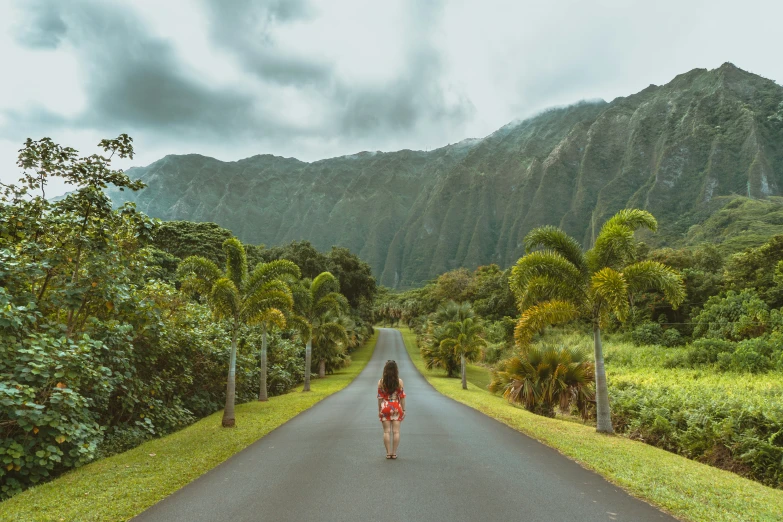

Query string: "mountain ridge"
[[108, 63, 783, 287]]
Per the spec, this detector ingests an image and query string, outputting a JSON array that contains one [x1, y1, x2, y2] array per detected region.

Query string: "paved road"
[[136, 328, 675, 522]]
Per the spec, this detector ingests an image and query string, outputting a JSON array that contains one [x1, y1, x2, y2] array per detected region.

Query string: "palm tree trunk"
[[593, 324, 613, 434], [461, 353, 467, 390], [318, 359, 326, 378], [303, 338, 312, 392], [258, 324, 268, 401], [222, 326, 238, 428]]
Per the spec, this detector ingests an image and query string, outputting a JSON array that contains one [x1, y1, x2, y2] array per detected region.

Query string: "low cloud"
[[13, 2, 66, 49], [3, 0, 474, 154]]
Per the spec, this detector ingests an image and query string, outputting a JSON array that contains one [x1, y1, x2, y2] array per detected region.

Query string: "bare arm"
[[400, 378, 406, 411]]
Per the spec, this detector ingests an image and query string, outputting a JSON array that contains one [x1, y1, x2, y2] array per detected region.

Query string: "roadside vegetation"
[[376, 212, 783, 490], [0, 136, 377, 500], [0, 332, 377, 522], [399, 327, 783, 522]]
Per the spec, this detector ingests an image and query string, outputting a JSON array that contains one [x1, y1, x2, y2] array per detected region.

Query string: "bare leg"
[[382, 420, 391, 456], [391, 420, 401, 456]]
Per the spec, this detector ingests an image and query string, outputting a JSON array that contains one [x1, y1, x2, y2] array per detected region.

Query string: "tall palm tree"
[[290, 272, 347, 391], [509, 209, 685, 433], [440, 317, 486, 389], [177, 238, 294, 427], [252, 260, 301, 401]]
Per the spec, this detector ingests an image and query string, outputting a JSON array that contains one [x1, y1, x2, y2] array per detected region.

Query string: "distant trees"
[[290, 273, 348, 391], [508, 210, 685, 433], [262, 241, 376, 319]]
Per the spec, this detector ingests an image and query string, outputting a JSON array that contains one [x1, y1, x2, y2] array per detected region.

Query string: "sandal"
[[386, 454, 392, 459], [390, 454, 397, 459]]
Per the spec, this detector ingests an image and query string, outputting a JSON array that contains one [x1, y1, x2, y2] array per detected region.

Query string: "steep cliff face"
[[109, 64, 783, 287]]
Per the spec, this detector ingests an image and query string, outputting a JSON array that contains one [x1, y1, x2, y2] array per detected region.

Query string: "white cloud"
[[1, 0, 781, 196]]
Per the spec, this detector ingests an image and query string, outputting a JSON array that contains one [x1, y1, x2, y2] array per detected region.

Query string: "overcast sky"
[[1, 0, 781, 195]]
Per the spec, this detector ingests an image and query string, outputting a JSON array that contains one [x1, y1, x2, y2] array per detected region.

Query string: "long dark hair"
[[382, 360, 400, 394]]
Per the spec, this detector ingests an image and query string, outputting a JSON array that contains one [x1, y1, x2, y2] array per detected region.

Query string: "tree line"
[[0, 136, 376, 498]]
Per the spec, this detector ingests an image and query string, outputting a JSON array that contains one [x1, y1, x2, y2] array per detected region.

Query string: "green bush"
[[662, 328, 683, 347], [685, 338, 735, 366], [631, 321, 664, 345], [716, 342, 773, 373], [693, 289, 770, 341]]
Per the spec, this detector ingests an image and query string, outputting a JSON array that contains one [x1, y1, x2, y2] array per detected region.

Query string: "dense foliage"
[[375, 215, 783, 487], [0, 137, 373, 499], [604, 343, 783, 488]]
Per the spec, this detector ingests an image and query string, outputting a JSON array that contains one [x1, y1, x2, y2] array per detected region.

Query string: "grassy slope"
[[398, 328, 783, 522], [0, 332, 378, 522]]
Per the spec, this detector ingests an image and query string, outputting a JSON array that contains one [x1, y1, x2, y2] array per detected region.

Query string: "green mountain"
[[108, 63, 783, 288]]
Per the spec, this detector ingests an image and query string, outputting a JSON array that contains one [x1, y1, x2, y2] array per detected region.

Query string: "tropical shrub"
[[661, 328, 683, 347], [692, 289, 770, 341], [490, 344, 595, 419], [685, 338, 735, 366], [632, 321, 664, 345]]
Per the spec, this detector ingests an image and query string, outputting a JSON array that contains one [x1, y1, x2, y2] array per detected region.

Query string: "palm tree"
[[177, 238, 294, 427], [311, 310, 349, 377], [290, 272, 347, 391], [252, 260, 301, 401], [421, 301, 475, 377], [489, 344, 595, 419], [509, 209, 685, 433], [440, 317, 486, 389]]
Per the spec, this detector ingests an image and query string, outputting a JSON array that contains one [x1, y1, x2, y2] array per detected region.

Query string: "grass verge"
[[0, 331, 378, 522], [398, 327, 783, 522]]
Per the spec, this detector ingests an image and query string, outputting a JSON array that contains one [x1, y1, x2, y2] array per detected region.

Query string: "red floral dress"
[[378, 381, 406, 422]]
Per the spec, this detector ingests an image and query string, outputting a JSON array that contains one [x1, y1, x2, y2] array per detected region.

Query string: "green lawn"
[[465, 362, 492, 390], [0, 332, 378, 522], [398, 327, 783, 522]]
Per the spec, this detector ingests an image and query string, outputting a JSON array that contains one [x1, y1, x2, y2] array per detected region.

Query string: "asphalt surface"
[[135, 328, 675, 522]]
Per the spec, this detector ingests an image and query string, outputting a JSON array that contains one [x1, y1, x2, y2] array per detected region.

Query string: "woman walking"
[[378, 360, 406, 459]]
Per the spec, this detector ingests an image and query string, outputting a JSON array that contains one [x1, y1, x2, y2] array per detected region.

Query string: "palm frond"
[[177, 256, 222, 294], [510, 251, 585, 305], [314, 292, 348, 316], [311, 272, 340, 302], [244, 289, 294, 322], [286, 313, 312, 339], [492, 344, 594, 418], [222, 238, 248, 291], [601, 209, 657, 233], [291, 279, 313, 316], [432, 301, 474, 325], [255, 308, 287, 330], [524, 225, 588, 275], [209, 278, 240, 321], [623, 260, 686, 309], [589, 222, 635, 270], [514, 300, 580, 347], [247, 259, 300, 295], [516, 274, 586, 309], [590, 267, 629, 321]]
